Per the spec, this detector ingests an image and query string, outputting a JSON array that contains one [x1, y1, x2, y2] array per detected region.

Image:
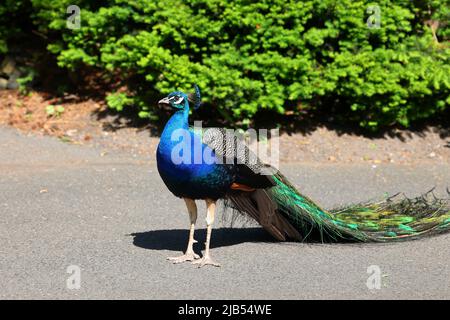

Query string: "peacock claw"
[[192, 255, 221, 268], [167, 252, 200, 264]]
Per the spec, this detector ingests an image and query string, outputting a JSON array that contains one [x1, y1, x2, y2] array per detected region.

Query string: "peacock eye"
[[173, 96, 184, 104]]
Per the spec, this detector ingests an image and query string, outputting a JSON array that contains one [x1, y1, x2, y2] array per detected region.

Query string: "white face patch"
[[169, 95, 184, 105], [173, 96, 184, 105]]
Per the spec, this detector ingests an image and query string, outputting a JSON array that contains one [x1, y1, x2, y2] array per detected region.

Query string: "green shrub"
[[1, 0, 449, 129]]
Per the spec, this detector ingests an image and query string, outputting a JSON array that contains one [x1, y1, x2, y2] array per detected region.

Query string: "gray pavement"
[[0, 127, 449, 299]]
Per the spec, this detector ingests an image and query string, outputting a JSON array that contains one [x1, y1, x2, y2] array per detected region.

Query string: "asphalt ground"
[[1, 127, 449, 299]]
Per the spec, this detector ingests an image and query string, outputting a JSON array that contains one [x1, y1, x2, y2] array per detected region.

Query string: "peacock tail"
[[266, 172, 450, 242]]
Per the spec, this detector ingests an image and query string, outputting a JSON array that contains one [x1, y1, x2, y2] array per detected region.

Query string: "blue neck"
[[161, 107, 189, 140]]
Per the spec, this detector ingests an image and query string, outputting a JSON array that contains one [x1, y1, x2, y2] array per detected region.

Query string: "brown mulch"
[[0, 90, 102, 137]]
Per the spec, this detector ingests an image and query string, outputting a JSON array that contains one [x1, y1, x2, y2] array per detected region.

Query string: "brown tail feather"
[[227, 190, 302, 241]]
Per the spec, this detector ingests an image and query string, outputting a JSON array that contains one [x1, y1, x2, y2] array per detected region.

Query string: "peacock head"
[[158, 84, 201, 111]]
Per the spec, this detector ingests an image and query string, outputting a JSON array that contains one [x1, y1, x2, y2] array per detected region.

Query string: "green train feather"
[[266, 172, 450, 242]]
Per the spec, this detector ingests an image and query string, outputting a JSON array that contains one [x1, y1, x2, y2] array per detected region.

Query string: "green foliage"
[[106, 92, 133, 112], [1, 0, 449, 129], [45, 104, 65, 117], [16, 66, 37, 94]]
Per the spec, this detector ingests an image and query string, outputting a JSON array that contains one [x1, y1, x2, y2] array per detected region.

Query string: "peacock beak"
[[158, 97, 171, 106]]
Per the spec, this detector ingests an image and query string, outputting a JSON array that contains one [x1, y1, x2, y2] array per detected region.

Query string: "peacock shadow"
[[129, 227, 367, 252], [130, 227, 275, 252]]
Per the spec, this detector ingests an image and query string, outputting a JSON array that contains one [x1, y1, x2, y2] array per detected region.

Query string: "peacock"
[[156, 85, 450, 267]]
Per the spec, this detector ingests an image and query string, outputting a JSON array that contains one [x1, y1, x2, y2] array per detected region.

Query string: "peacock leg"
[[193, 199, 221, 267], [167, 198, 200, 263]]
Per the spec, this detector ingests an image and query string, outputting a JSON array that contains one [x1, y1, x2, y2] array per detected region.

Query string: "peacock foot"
[[167, 251, 200, 264], [192, 255, 221, 268]]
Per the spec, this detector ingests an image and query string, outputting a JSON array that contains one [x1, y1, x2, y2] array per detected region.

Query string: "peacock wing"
[[189, 126, 276, 188]]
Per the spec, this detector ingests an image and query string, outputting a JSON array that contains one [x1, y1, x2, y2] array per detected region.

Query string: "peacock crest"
[[188, 84, 201, 110]]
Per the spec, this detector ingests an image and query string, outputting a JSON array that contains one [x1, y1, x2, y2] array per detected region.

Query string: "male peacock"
[[156, 85, 450, 267]]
